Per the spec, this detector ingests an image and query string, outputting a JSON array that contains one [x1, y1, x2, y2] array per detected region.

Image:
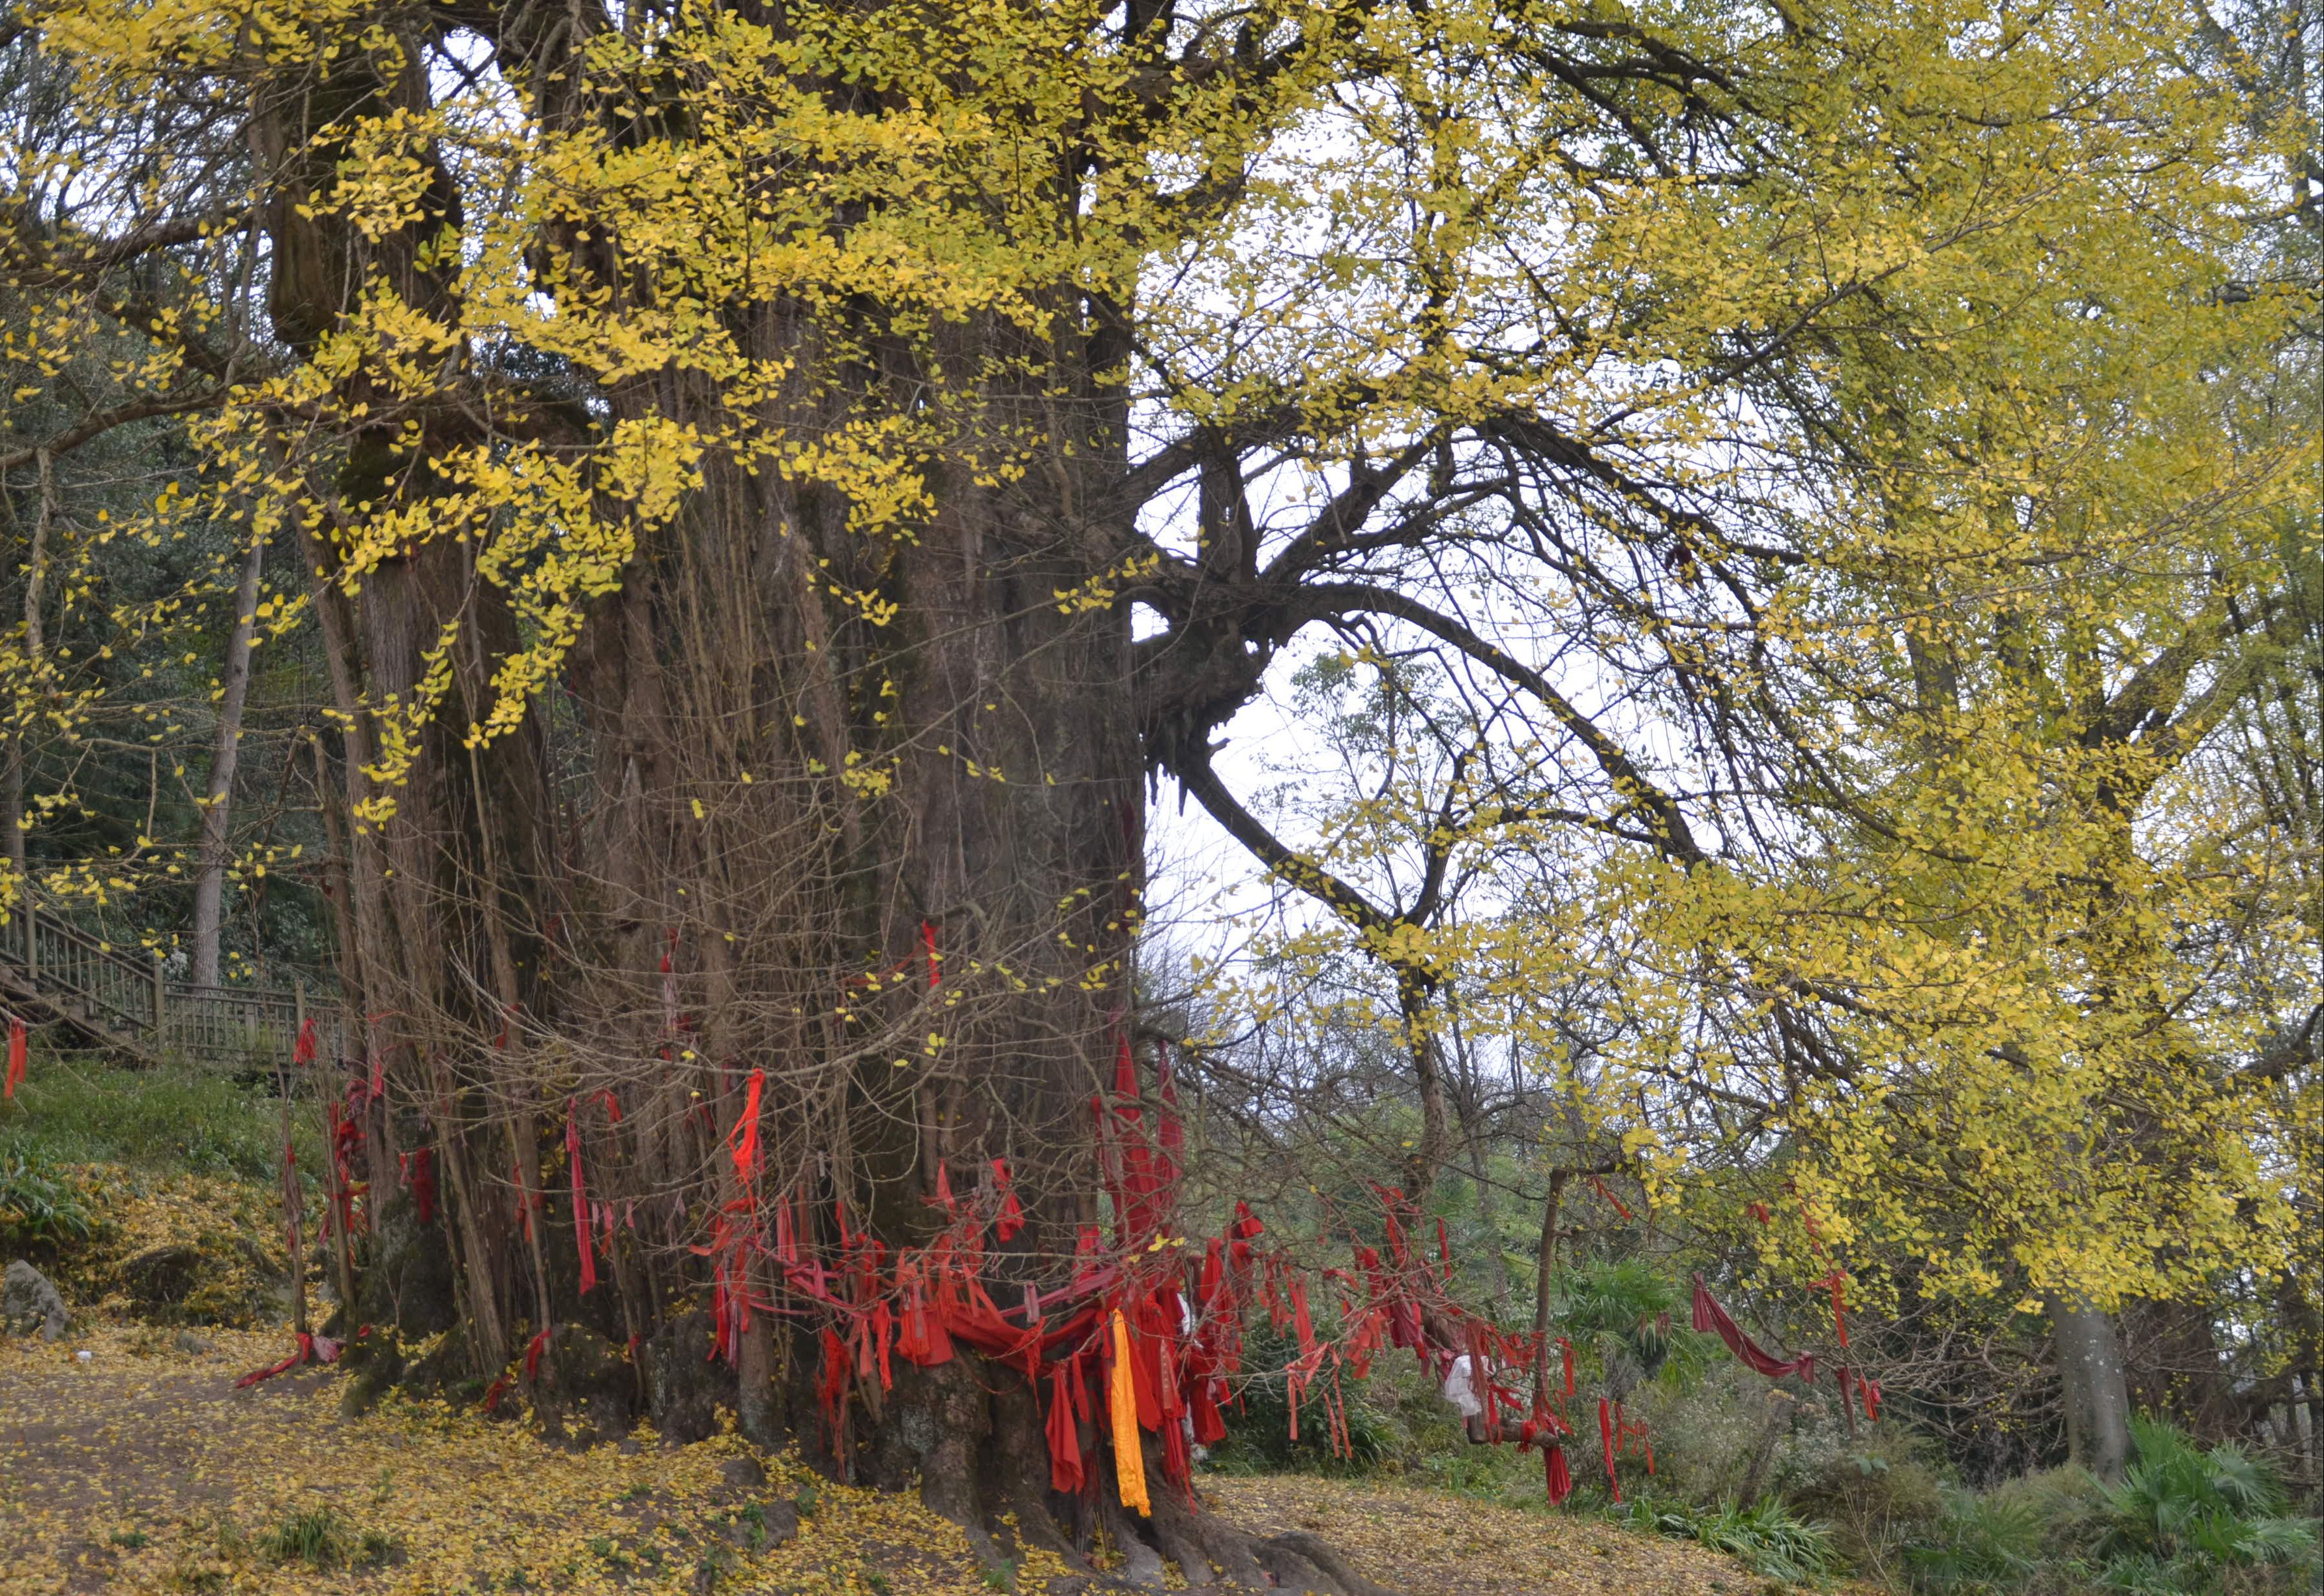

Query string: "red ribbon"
[[817, 1326, 849, 1439], [400, 1147, 436, 1226], [233, 1331, 340, 1387], [1046, 1363, 1085, 1492], [1546, 1442, 1572, 1507], [1691, 1275, 1817, 1382], [293, 1017, 317, 1066], [568, 1107, 596, 1295], [1589, 1174, 1631, 1220], [3, 1015, 24, 1099], [992, 1159, 1024, 1243], [921, 920, 940, 988], [1599, 1396, 1620, 1503], [729, 1069, 764, 1186], [1817, 1269, 1850, 1348]]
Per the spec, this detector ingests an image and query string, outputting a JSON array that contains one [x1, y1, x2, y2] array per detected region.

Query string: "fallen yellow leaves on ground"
[[28, 1162, 291, 1327], [1205, 1475, 1800, 1596], [0, 1322, 1068, 1595], [2, 1321, 1817, 1595]]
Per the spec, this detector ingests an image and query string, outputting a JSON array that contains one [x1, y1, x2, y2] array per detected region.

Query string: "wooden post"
[[23, 903, 35, 984], [293, 977, 305, 1067]]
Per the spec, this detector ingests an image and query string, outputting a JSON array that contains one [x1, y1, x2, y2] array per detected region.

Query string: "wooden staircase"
[[0, 898, 338, 1069]]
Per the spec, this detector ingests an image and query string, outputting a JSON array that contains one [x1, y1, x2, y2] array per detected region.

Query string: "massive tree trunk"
[[231, 20, 1229, 1576]]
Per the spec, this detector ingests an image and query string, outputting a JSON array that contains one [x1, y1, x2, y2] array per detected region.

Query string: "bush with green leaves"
[[1905, 1488, 2053, 1593], [2088, 1418, 2319, 1592], [0, 1151, 98, 1256], [1630, 1494, 1840, 1583], [1554, 1258, 1716, 1397], [1205, 1323, 1399, 1475], [1905, 1423, 2319, 1596]]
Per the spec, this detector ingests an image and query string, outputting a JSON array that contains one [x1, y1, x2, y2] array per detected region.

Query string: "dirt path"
[[1205, 1477, 1778, 1596], [3, 1323, 1774, 1595]]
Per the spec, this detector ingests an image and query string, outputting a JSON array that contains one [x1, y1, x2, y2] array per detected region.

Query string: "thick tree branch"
[[1295, 582, 1707, 864]]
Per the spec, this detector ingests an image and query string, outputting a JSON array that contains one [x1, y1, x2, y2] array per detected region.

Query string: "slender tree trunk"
[[1399, 977, 1451, 1199], [1530, 1169, 1570, 1414], [190, 528, 267, 987], [6, 451, 55, 894], [2052, 1293, 2134, 1479]]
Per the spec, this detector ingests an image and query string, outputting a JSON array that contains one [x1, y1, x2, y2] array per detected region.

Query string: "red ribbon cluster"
[[233, 1331, 340, 1388]]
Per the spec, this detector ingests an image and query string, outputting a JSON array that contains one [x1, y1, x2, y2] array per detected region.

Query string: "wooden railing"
[[0, 897, 340, 1068]]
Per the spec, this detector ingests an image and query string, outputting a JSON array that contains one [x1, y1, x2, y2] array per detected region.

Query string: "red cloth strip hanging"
[[1691, 1275, 1817, 1381], [1546, 1443, 1572, 1507], [567, 1106, 596, 1295], [1598, 1396, 1620, 1503], [1589, 1174, 1631, 1220], [5, 1014, 27, 1098], [992, 1159, 1024, 1242], [922, 921, 941, 988], [401, 1147, 436, 1225], [729, 1070, 763, 1186], [293, 1017, 317, 1066], [233, 1331, 340, 1387], [523, 1325, 554, 1382], [1817, 1269, 1850, 1348], [817, 1326, 849, 1439], [1046, 1362, 1085, 1492]]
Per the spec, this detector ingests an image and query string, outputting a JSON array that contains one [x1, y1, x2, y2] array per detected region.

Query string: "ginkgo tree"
[[0, 0, 2312, 1574]]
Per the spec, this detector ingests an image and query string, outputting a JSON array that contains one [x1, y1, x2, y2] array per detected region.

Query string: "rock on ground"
[[3, 1260, 70, 1340]]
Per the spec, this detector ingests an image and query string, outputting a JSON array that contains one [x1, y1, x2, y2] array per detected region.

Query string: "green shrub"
[[0, 1151, 99, 1254], [1787, 1428, 1946, 1576], [1206, 1324, 1398, 1475], [1905, 1425, 2319, 1596], [1633, 1494, 1840, 1582], [1555, 1258, 1716, 1393], [1905, 1488, 2048, 1593], [2091, 1417, 2319, 1589]]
